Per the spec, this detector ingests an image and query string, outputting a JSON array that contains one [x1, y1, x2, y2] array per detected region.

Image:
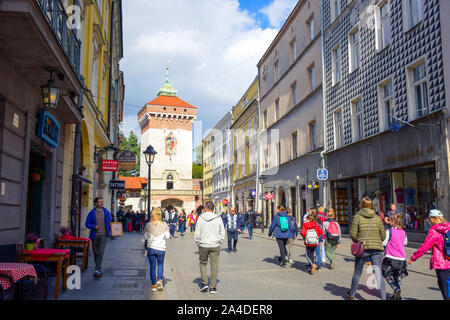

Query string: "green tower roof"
[[157, 66, 178, 97]]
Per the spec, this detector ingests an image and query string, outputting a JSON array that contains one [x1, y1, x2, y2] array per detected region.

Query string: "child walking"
[[323, 208, 341, 270], [301, 212, 323, 275], [382, 214, 408, 300]]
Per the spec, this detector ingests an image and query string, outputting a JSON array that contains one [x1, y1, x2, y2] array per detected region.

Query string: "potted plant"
[[25, 233, 39, 250], [60, 226, 70, 235], [31, 169, 45, 182]]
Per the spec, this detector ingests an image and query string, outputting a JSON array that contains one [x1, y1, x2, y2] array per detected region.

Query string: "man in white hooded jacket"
[[194, 201, 225, 294]]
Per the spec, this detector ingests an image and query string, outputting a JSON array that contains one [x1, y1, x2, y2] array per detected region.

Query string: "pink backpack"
[[326, 220, 340, 243]]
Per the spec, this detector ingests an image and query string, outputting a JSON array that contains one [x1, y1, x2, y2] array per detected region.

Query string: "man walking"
[[194, 201, 225, 294], [85, 197, 112, 278], [167, 208, 178, 238], [224, 207, 244, 252], [244, 206, 257, 240]]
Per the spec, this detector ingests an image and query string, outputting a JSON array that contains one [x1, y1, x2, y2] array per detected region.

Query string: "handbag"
[[351, 217, 374, 257]]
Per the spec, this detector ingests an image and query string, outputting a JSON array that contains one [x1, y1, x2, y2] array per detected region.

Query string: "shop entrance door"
[[26, 148, 47, 236]]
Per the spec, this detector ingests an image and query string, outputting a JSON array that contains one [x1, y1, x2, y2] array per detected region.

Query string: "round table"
[[0, 262, 37, 290]]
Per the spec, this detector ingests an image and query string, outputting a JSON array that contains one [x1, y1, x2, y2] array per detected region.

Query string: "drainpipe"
[[256, 73, 261, 218], [320, 0, 328, 207], [106, 0, 115, 138]]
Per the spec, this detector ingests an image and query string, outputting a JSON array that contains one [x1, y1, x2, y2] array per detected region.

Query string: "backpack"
[[444, 231, 450, 260], [305, 228, 319, 246], [326, 220, 340, 243], [279, 216, 289, 232]]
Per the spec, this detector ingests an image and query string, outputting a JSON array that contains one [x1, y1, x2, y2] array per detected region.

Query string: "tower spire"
[[157, 64, 177, 97]]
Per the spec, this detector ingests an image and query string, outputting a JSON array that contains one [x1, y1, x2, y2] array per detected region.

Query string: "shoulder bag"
[[351, 217, 374, 257]]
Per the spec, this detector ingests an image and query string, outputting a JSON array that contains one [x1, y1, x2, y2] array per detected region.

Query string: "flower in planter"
[[60, 227, 70, 235], [25, 233, 39, 244]]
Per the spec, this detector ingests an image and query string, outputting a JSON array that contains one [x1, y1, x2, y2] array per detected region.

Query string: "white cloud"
[[120, 0, 285, 141], [259, 0, 298, 28]]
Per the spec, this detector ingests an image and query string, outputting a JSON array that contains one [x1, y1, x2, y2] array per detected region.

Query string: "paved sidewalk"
[[54, 229, 442, 300]]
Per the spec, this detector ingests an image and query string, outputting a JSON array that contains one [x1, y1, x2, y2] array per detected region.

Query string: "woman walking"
[[178, 209, 187, 236], [347, 197, 386, 300], [323, 208, 341, 270], [286, 208, 298, 264], [301, 212, 323, 274], [268, 205, 295, 267], [143, 207, 171, 292], [407, 209, 450, 300], [382, 214, 408, 300], [188, 210, 198, 235]]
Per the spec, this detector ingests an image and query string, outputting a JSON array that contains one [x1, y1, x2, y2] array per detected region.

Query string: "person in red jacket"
[[301, 212, 324, 275]]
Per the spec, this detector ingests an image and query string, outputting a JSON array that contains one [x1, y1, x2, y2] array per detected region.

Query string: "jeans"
[[247, 224, 254, 239], [349, 250, 386, 300], [199, 246, 220, 288], [314, 243, 322, 267], [92, 234, 107, 271], [148, 248, 165, 285], [179, 222, 186, 234], [435, 269, 450, 300], [190, 224, 196, 233], [276, 238, 288, 264], [169, 224, 176, 237], [287, 238, 295, 260], [227, 229, 239, 250], [305, 247, 317, 267]]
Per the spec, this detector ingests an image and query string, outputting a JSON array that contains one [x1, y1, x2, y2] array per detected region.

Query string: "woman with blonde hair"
[[143, 207, 170, 292], [323, 208, 341, 270], [407, 209, 450, 300], [347, 197, 386, 300]]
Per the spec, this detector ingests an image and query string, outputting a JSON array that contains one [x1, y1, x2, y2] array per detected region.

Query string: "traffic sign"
[[317, 168, 328, 181], [222, 199, 229, 205], [265, 193, 274, 200]]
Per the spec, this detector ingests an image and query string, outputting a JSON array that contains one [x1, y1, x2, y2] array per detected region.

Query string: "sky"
[[120, 0, 298, 148]]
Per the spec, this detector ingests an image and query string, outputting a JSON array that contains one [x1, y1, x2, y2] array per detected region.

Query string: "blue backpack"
[[279, 216, 289, 232], [443, 231, 450, 260]]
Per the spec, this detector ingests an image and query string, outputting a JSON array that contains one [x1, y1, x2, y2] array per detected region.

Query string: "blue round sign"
[[317, 168, 328, 181]]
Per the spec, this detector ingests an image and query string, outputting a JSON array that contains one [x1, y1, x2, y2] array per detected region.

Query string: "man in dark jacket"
[[85, 197, 112, 278], [224, 208, 244, 252], [244, 206, 257, 240], [167, 208, 178, 238], [268, 205, 295, 267]]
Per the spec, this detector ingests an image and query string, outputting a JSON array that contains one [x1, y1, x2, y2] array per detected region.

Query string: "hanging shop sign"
[[222, 199, 229, 206], [37, 110, 60, 148], [265, 193, 274, 200], [102, 160, 119, 172], [109, 180, 125, 190], [118, 151, 138, 171]]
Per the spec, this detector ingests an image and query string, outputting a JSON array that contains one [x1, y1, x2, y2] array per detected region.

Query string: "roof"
[[119, 177, 148, 190], [146, 95, 197, 109]]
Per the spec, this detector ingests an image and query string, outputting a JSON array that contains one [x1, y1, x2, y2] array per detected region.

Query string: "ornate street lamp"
[[41, 71, 60, 110], [143, 145, 157, 219]]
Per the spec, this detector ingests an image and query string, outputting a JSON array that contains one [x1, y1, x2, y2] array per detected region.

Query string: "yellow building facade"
[[231, 77, 259, 213], [61, 0, 124, 236], [202, 132, 214, 204]]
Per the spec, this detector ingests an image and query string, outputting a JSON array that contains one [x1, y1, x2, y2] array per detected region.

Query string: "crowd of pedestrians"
[[92, 196, 449, 300]]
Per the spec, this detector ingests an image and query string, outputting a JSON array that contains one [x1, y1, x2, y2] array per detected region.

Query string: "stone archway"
[[278, 188, 286, 207], [161, 198, 184, 211]]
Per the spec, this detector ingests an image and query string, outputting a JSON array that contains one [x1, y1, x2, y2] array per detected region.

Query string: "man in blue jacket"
[[85, 197, 112, 278], [224, 207, 244, 252], [268, 205, 295, 267]]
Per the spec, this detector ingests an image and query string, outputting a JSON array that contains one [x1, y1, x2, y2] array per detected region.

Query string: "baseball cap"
[[429, 209, 443, 217]]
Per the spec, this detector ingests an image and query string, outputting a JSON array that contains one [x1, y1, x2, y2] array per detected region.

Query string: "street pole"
[[147, 162, 151, 220]]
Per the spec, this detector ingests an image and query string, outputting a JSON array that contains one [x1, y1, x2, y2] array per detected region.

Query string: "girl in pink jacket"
[[407, 209, 450, 300]]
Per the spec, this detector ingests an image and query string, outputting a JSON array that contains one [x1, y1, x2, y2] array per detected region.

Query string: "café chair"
[[0, 274, 15, 300]]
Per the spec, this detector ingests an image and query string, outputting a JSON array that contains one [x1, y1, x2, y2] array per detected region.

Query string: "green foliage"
[[194, 144, 203, 164], [192, 163, 203, 179], [119, 131, 140, 177]]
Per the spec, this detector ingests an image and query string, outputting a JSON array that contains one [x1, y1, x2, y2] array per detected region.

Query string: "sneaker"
[[200, 285, 209, 293], [288, 259, 293, 264], [394, 289, 401, 300], [310, 264, 317, 275], [210, 288, 218, 294], [152, 285, 157, 292], [317, 266, 322, 271], [330, 260, 335, 270], [98, 269, 104, 277], [93, 270, 101, 278], [322, 258, 326, 263], [346, 292, 355, 300], [156, 279, 163, 291], [232, 249, 237, 252]]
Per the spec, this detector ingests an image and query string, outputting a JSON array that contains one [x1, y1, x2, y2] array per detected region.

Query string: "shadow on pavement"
[[263, 256, 281, 266], [193, 277, 221, 288], [323, 283, 364, 300], [290, 261, 311, 274]]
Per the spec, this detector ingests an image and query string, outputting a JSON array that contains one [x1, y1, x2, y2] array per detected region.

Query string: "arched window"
[[167, 174, 174, 190]]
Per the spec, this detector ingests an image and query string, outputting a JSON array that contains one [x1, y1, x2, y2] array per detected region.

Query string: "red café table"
[[55, 235, 91, 272], [0, 262, 37, 291], [22, 248, 70, 299]]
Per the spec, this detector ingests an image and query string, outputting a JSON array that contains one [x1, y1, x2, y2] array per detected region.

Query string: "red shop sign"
[[265, 193, 274, 200], [222, 199, 229, 205], [102, 160, 119, 172]]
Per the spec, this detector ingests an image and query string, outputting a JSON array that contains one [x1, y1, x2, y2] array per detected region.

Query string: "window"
[[167, 174, 174, 190], [380, 80, 394, 131], [308, 121, 316, 151], [307, 16, 315, 42], [91, 43, 99, 103], [275, 98, 280, 121], [331, 0, 341, 22], [264, 147, 269, 170], [334, 109, 344, 149], [277, 142, 281, 166], [376, 1, 391, 50], [351, 98, 363, 141], [406, 0, 423, 29], [263, 110, 268, 129], [292, 131, 298, 158], [411, 62, 429, 118], [308, 65, 315, 92], [290, 40, 297, 64], [332, 46, 341, 85], [262, 75, 267, 95], [274, 60, 279, 83], [291, 82, 297, 107], [349, 28, 360, 72]]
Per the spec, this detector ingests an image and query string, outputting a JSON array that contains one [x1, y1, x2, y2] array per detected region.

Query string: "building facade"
[[211, 111, 233, 214], [322, 0, 450, 239], [231, 77, 259, 214], [0, 0, 83, 244], [138, 70, 200, 213], [202, 131, 214, 204], [257, 0, 324, 226]]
